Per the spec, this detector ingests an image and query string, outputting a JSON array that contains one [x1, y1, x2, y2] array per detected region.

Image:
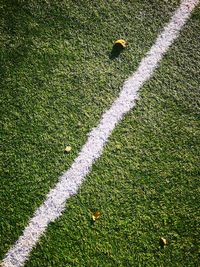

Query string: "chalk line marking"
[[2, 0, 199, 266]]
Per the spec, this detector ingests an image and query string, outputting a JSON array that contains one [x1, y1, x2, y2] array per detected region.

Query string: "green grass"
[[1, 1, 200, 266]]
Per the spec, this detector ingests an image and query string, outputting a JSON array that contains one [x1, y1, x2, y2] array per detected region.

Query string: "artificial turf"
[[0, 1, 199, 266]]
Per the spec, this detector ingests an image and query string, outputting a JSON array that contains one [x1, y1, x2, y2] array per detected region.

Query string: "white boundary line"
[[2, 1, 199, 266]]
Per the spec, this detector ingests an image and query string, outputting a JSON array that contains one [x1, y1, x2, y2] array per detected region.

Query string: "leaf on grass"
[[159, 237, 168, 247], [92, 211, 101, 221], [114, 39, 128, 48], [64, 146, 72, 153]]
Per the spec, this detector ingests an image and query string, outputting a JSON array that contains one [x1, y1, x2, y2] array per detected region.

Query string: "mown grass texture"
[[0, 1, 199, 266]]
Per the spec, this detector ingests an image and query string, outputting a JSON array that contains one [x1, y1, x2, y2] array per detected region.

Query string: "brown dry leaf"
[[92, 211, 101, 221]]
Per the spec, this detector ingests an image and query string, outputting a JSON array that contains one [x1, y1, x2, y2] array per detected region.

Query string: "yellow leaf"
[[159, 237, 168, 246], [64, 146, 72, 153], [114, 39, 128, 48], [92, 211, 101, 221]]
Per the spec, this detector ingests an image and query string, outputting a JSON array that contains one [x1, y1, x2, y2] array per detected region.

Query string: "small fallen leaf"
[[159, 237, 168, 247], [114, 39, 128, 48], [64, 146, 72, 153], [92, 211, 101, 222]]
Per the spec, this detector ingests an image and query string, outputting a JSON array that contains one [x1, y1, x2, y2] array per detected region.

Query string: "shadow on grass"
[[109, 43, 125, 59]]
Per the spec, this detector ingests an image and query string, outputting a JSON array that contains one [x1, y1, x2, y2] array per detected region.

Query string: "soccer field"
[[0, 1, 200, 266]]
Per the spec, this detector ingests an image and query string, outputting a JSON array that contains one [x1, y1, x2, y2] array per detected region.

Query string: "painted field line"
[[2, 0, 199, 266]]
